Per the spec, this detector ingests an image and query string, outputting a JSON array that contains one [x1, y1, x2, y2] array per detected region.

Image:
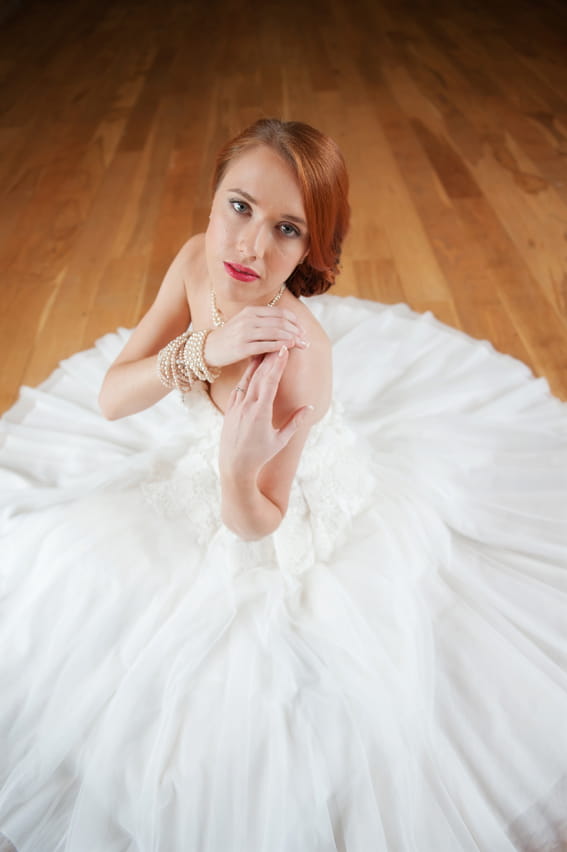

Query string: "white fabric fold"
[[0, 293, 566, 851]]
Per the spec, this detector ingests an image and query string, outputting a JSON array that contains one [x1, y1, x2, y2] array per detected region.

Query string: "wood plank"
[[0, 0, 566, 409], [458, 195, 567, 397]]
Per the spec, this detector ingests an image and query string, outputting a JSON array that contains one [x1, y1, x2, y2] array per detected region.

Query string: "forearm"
[[220, 468, 283, 541], [99, 355, 170, 420]]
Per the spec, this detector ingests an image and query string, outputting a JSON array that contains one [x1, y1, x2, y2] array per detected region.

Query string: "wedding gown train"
[[0, 293, 566, 851]]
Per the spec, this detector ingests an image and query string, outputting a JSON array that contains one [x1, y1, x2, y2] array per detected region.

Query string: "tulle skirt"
[[0, 294, 566, 851]]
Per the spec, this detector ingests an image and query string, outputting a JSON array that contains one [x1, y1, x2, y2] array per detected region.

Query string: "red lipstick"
[[224, 262, 259, 282]]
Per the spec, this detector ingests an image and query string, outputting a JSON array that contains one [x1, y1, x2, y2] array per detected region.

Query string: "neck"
[[210, 284, 286, 327]]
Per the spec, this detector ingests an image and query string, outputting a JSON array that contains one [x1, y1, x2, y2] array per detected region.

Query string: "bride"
[[99, 119, 349, 540], [0, 119, 566, 852]]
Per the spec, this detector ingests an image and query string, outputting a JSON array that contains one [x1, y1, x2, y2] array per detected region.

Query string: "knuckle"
[[264, 373, 279, 388]]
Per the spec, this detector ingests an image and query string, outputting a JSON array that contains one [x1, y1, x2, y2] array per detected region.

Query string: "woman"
[[99, 119, 349, 540], [0, 119, 566, 852]]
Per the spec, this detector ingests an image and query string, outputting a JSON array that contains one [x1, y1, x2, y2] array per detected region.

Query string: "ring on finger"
[[235, 386, 245, 393]]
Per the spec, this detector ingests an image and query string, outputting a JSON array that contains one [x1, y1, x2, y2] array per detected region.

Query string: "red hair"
[[212, 119, 350, 297]]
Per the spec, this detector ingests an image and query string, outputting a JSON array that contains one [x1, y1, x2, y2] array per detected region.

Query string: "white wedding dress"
[[0, 293, 566, 852]]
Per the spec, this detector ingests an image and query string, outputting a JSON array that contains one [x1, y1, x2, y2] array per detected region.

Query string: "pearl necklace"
[[210, 284, 287, 328]]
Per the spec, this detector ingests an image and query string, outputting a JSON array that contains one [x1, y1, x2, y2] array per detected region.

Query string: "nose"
[[238, 220, 267, 260]]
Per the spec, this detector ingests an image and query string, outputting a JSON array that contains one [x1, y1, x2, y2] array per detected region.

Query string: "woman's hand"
[[219, 346, 312, 479], [204, 305, 309, 369]]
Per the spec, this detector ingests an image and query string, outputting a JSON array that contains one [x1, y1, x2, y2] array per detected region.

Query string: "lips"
[[224, 261, 260, 282]]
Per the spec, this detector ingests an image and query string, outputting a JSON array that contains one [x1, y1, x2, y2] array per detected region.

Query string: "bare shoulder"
[[178, 232, 205, 258], [178, 233, 210, 305], [176, 233, 206, 278], [147, 234, 205, 307], [276, 294, 332, 424]]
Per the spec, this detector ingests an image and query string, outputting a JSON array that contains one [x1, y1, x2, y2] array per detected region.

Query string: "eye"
[[229, 199, 250, 214], [278, 222, 301, 238]]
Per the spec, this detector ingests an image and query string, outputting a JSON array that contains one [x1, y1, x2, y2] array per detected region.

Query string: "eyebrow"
[[227, 188, 307, 227]]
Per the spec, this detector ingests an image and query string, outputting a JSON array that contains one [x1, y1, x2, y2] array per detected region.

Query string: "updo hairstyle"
[[211, 118, 350, 297]]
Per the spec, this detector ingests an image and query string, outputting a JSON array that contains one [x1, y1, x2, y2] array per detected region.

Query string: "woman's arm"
[[98, 241, 193, 420], [219, 340, 331, 540], [99, 236, 307, 421]]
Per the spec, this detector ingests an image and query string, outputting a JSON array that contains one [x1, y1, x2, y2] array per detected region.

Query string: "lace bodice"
[[141, 383, 377, 579]]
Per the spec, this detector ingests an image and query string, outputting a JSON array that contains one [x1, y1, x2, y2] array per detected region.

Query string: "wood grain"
[[1, 0, 566, 410]]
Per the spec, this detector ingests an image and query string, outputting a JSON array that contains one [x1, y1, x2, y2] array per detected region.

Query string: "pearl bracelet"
[[157, 329, 220, 391]]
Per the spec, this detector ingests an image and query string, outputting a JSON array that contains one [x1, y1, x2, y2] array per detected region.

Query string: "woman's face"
[[205, 145, 309, 303]]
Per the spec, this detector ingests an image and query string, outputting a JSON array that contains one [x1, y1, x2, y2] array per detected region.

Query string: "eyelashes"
[[228, 199, 302, 239], [230, 199, 249, 215], [278, 222, 301, 238]]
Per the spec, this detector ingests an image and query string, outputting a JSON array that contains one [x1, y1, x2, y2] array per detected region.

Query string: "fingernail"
[[298, 339, 310, 349], [278, 345, 288, 357], [307, 404, 315, 411]]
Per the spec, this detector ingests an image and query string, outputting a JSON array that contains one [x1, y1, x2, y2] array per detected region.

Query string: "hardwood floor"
[[0, 0, 566, 410]]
